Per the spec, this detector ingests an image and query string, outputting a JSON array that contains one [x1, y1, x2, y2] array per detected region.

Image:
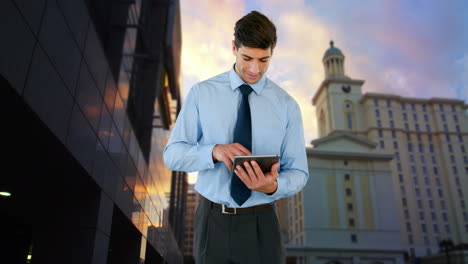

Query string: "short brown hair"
[[234, 11, 277, 50]]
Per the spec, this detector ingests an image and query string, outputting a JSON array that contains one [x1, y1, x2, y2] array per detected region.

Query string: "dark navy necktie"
[[231, 84, 253, 206]]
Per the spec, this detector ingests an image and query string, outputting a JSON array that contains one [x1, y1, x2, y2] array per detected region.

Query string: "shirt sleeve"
[[163, 85, 217, 172], [265, 101, 309, 199]]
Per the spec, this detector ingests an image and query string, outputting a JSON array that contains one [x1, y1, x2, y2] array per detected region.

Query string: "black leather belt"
[[206, 197, 272, 215]]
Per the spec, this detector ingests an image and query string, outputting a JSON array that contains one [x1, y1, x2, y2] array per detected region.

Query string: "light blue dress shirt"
[[164, 67, 309, 208]]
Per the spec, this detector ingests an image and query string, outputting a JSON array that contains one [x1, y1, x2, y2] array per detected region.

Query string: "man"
[[164, 11, 308, 264]]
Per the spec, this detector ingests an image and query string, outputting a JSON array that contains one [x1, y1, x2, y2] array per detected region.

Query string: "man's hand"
[[234, 161, 279, 194], [212, 143, 252, 171]]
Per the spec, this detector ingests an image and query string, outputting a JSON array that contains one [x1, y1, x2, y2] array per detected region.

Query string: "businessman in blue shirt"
[[164, 10, 308, 264]]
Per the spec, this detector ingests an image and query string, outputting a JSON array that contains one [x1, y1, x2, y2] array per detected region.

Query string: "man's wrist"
[[266, 180, 278, 195]]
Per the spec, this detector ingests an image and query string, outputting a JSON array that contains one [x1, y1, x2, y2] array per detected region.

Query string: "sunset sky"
[[179, 0, 468, 146]]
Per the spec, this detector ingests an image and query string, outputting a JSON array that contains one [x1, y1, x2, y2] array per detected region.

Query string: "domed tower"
[[323, 40, 346, 79], [312, 41, 365, 137]]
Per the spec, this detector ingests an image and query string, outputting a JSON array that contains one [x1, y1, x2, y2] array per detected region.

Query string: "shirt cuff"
[[199, 144, 217, 170], [264, 176, 288, 199]]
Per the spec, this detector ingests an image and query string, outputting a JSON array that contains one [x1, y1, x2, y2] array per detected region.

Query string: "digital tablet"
[[232, 155, 280, 173]]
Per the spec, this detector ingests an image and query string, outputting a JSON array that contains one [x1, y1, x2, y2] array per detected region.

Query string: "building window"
[[444, 124, 448, 132], [428, 134, 433, 142], [424, 114, 428, 122], [401, 185, 406, 195], [456, 125, 461, 133], [374, 99, 379, 107], [407, 133, 411, 141], [346, 188, 352, 196], [438, 189, 444, 198], [375, 109, 380, 117], [351, 234, 358, 243], [450, 155, 456, 163], [410, 155, 415, 163], [441, 200, 446, 210], [406, 222, 412, 232], [421, 223, 427, 233], [387, 99, 391, 107], [395, 152, 400, 160], [417, 133, 422, 141], [422, 104, 427, 112], [408, 143, 413, 152], [403, 113, 408, 121], [433, 224, 439, 233], [392, 130, 396, 138], [417, 200, 423, 208], [415, 188, 421, 197], [418, 144, 424, 153], [404, 209, 410, 219], [411, 104, 416, 111], [345, 174, 350, 181], [405, 123, 409, 130], [439, 104, 444, 111], [427, 189, 432, 198], [413, 113, 418, 121], [424, 176, 430, 185], [347, 203, 353, 211], [378, 129, 383, 138], [429, 200, 434, 209], [402, 198, 407, 207], [394, 141, 398, 149], [446, 134, 451, 142], [454, 115, 458, 123], [388, 110, 393, 118], [377, 120, 382, 127], [349, 218, 355, 227], [453, 166, 458, 174], [390, 120, 395, 128], [401, 103, 406, 110], [456, 177, 461, 186], [448, 144, 453, 153], [462, 146, 466, 153], [380, 140, 385, 148], [430, 144, 434, 153], [422, 166, 428, 175], [421, 156, 425, 163], [397, 163, 402, 171], [415, 124, 420, 131], [432, 156, 437, 164], [426, 124, 431, 132], [413, 177, 418, 185], [436, 178, 441, 186], [441, 114, 446, 122], [398, 174, 403, 183]]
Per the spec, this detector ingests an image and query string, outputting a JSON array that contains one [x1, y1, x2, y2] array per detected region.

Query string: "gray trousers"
[[194, 197, 285, 264]]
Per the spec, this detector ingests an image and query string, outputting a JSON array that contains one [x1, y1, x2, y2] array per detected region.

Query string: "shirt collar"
[[229, 64, 266, 95]]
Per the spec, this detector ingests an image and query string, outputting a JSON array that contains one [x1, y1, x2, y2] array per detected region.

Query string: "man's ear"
[[232, 40, 237, 55]]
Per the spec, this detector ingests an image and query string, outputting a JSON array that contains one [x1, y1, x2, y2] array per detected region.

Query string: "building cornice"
[[307, 149, 394, 161], [311, 131, 377, 148], [360, 92, 467, 106], [312, 78, 365, 105]]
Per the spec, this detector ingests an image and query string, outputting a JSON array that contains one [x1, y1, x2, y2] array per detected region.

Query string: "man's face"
[[232, 42, 273, 84]]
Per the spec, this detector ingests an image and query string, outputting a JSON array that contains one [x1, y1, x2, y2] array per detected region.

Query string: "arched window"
[[343, 100, 355, 130], [319, 109, 327, 137]]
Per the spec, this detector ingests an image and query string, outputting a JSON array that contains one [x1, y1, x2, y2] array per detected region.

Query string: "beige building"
[[183, 184, 199, 259], [285, 41, 468, 263]]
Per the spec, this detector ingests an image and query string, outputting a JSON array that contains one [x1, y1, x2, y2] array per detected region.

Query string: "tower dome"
[[323, 41, 345, 79]]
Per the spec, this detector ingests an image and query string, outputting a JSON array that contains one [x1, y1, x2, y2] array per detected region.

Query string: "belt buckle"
[[222, 204, 237, 215]]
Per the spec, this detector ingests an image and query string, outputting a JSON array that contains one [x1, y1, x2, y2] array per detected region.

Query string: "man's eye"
[[261, 59, 268, 63], [244, 58, 251, 61]]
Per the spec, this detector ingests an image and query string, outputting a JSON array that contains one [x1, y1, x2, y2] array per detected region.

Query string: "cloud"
[[180, 0, 246, 96]]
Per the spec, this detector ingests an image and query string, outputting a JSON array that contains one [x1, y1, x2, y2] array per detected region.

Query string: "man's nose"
[[249, 62, 259, 73]]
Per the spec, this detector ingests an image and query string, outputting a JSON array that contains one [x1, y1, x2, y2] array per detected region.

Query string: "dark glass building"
[[0, 0, 186, 263]]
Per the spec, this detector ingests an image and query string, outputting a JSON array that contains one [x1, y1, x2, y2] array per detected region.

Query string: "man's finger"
[[251, 161, 264, 181], [270, 163, 280, 179], [243, 161, 257, 181], [235, 165, 251, 187], [233, 143, 252, 156]]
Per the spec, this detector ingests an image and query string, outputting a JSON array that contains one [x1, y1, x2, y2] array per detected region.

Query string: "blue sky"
[[180, 0, 468, 145]]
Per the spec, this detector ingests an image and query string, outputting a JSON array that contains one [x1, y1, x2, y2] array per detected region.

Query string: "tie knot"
[[239, 84, 253, 97]]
